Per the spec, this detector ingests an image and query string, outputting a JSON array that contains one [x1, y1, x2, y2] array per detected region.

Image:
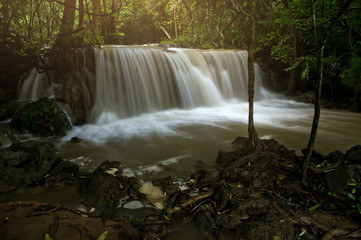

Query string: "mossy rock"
[[10, 98, 71, 136]]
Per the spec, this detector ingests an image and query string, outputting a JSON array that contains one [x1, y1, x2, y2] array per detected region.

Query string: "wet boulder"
[[346, 145, 361, 164], [0, 140, 68, 191], [326, 150, 343, 163], [195, 206, 217, 239], [216, 150, 234, 166], [10, 97, 71, 137], [232, 137, 254, 157], [325, 164, 361, 195], [78, 161, 130, 216], [238, 214, 295, 240], [152, 175, 179, 196], [190, 169, 219, 188]]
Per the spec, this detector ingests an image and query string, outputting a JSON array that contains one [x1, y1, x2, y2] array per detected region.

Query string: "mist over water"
[[58, 97, 361, 180], [18, 45, 361, 180]]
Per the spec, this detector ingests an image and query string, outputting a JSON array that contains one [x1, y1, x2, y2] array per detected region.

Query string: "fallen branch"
[[168, 188, 214, 215]]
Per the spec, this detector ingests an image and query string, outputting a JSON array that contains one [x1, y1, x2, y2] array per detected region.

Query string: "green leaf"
[[309, 203, 321, 212], [45, 234, 53, 240], [328, 192, 336, 197], [136, 217, 145, 222], [301, 61, 309, 79], [348, 193, 356, 200], [205, 203, 210, 211], [299, 229, 307, 236], [96, 231, 108, 240], [164, 215, 170, 221], [347, 183, 357, 187], [217, 209, 231, 215]]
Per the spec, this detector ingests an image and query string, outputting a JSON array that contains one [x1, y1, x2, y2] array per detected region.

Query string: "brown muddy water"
[[55, 99, 361, 181], [0, 99, 360, 219]]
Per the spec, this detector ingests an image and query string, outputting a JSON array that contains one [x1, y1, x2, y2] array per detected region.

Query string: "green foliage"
[[347, 179, 361, 214], [18, 100, 70, 136], [341, 54, 361, 107], [341, 56, 361, 88]]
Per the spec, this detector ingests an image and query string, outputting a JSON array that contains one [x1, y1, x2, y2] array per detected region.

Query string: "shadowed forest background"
[[0, 0, 360, 111]]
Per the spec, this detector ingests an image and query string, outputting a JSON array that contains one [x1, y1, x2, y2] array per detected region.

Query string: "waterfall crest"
[[19, 46, 264, 125]]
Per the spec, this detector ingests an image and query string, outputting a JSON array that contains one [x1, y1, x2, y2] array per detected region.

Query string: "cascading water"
[[19, 46, 265, 125], [89, 46, 263, 124], [18, 45, 361, 180]]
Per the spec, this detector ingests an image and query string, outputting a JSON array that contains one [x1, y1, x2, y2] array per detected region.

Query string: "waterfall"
[[18, 45, 265, 125]]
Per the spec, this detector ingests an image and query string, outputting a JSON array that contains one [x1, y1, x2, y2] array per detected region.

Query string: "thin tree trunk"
[[92, 0, 101, 38], [158, 22, 172, 40], [78, 0, 84, 27], [57, 0, 76, 45], [302, 0, 354, 185], [302, 46, 324, 185], [102, 0, 107, 39], [174, 2, 178, 38], [181, 0, 193, 32], [247, 0, 259, 148], [28, 0, 33, 38], [107, 0, 122, 44]]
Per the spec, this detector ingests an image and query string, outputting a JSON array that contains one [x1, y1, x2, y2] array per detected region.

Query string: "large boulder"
[[325, 164, 361, 195], [346, 145, 361, 164], [10, 97, 71, 136], [238, 214, 295, 240], [78, 161, 131, 216], [0, 140, 79, 191]]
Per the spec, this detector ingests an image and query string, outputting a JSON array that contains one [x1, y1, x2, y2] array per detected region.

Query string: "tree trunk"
[[247, 0, 259, 148], [78, 0, 84, 27], [302, 0, 354, 185], [56, 0, 76, 47], [302, 46, 324, 185], [107, 0, 122, 44], [92, 0, 101, 39], [174, 2, 178, 38], [28, 0, 34, 38]]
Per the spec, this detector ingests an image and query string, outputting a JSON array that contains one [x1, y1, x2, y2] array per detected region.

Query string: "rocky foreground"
[[0, 136, 360, 240]]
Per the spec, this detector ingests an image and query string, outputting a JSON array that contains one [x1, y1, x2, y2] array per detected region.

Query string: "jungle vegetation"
[[0, 0, 360, 110]]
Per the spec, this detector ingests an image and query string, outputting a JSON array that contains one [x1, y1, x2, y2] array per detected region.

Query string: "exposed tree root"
[[308, 155, 345, 173], [168, 188, 215, 215]]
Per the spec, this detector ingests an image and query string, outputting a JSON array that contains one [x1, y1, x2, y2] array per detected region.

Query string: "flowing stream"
[[18, 45, 361, 182]]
